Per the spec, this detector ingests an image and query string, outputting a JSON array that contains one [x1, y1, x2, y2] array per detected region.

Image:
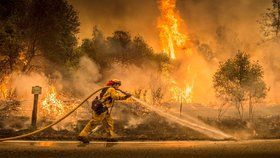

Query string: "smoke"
[[11, 72, 49, 99], [0, 72, 50, 131], [105, 63, 156, 90], [182, 0, 270, 44], [69, 0, 271, 52], [69, 56, 161, 100], [8, 72, 50, 117], [253, 42, 280, 104], [68, 0, 280, 105], [2, 0, 280, 134], [69, 0, 161, 51], [180, 0, 280, 104], [70, 56, 102, 97]]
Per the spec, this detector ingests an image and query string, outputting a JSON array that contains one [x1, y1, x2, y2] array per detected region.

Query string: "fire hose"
[[0, 87, 234, 141], [0, 87, 106, 142]]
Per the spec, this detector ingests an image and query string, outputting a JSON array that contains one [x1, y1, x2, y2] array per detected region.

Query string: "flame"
[[170, 83, 193, 103], [41, 86, 65, 116], [18, 52, 28, 65], [0, 79, 9, 99], [157, 0, 189, 59], [0, 76, 13, 100], [157, 0, 195, 103], [184, 85, 193, 103]]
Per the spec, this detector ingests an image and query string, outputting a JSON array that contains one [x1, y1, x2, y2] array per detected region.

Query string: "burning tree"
[[157, 0, 190, 59], [156, 0, 195, 103], [213, 51, 267, 120]]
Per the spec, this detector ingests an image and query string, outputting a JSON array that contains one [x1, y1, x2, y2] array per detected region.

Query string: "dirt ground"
[[0, 140, 279, 158]]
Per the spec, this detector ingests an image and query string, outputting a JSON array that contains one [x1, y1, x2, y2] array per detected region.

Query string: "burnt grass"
[[0, 101, 279, 141]]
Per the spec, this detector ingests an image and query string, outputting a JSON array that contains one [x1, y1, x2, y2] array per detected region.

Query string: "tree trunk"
[[22, 38, 36, 73], [277, 2, 280, 36], [240, 102, 244, 120], [217, 102, 228, 120], [249, 93, 254, 121], [235, 102, 243, 120], [8, 57, 13, 73], [217, 104, 223, 120]]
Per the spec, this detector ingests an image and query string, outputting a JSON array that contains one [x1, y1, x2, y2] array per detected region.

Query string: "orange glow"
[[0, 77, 9, 99], [0, 76, 13, 100], [184, 85, 193, 103], [157, 0, 189, 59], [18, 52, 28, 65], [41, 85, 65, 116], [157, 0, 194, 102], [170, 82, 193, 103]]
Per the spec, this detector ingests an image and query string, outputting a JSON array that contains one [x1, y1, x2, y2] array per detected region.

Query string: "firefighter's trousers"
[[79, 111, 114, 138]]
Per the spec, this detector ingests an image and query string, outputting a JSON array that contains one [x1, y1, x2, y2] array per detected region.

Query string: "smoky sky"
[[69, 0, 271, 51]]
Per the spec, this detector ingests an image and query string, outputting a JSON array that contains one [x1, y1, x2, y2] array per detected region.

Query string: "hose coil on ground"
[[0, 87, 106, 142]]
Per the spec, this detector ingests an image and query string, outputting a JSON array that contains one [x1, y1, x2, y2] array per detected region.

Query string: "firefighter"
[[78, 79, 131, 143]]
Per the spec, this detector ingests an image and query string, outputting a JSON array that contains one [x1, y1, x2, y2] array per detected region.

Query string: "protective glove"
[[124, 92, 132, 99]]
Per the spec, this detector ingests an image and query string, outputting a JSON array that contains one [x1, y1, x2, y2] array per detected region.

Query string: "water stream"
[[131, 97, 233, 140]]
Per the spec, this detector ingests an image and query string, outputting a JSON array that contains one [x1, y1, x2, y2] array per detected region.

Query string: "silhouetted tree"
[[23, 0, 80, 71], [80, 28, 169, 71], [213, 51, 267, 120], [80, 26, 109, 68], [259, 0, 280, 40], [0, 0, 80, 76], [0, 0, 28, 77], [107, 31, 132, 63]]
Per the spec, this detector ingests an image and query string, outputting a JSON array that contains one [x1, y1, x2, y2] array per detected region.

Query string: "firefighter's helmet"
[[106, 79, 121, 86]]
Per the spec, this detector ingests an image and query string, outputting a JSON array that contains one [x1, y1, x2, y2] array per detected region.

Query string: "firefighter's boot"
[[77, 136, 90, 144]]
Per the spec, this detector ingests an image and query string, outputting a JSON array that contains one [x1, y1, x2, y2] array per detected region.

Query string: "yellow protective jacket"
[[100, 87, 127, 108]]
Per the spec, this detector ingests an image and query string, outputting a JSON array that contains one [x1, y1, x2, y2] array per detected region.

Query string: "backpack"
[[91, 87, 110, 115]]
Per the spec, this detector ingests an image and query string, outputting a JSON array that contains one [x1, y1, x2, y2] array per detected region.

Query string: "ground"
[[0, 101, 280, 158], [1, 102, 280, 140], [0, 140, 279, 158]]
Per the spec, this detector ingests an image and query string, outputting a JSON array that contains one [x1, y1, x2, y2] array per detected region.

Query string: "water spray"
[[90, 89, 235, 140], [130, 96, 235, 140], [116, 89, 235, 140]]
